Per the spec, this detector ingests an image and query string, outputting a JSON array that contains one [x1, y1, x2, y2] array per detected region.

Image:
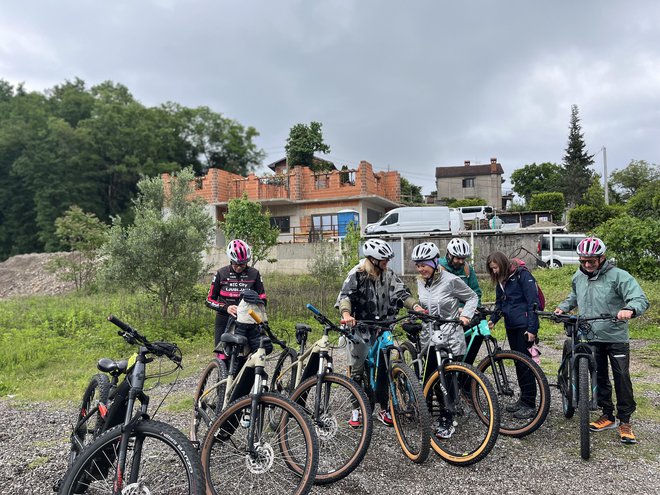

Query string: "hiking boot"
[[505, 400, 522, 413], [513, 406, 536, 419], [590, 414, 617, 432], [618, 423, 637, 444], [348, 409, 362, 428], [377, 409, 393, 427], [434, 419, 455, 439]]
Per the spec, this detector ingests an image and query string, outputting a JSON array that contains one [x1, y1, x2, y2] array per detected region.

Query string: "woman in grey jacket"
[[555, 237, 649, 444], [411, 242, 478, 439]]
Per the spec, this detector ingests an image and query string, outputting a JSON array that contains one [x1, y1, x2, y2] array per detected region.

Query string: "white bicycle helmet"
[[446, 238, 471, 258], [226, 239, 252, 264], [363, 239, 394, 260], [411, 242, 440, 262], [576, 237, 606, 257]]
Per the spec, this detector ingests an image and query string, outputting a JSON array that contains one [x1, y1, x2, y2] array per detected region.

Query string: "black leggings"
[[506, 326, 536, 407]]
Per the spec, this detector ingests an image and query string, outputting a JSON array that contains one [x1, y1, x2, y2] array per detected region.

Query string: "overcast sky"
[[2, 1, 659, 194]]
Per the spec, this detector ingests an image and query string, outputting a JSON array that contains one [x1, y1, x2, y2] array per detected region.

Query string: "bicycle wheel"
[[476, 350, 550, 438], [561, 339, 575, 418], [399, 341, 420, 379], [191, 357, 228, 444], [389, 362, 431, 464], [58, 420, 205, 494], [424, 362, 499, 466], [290, 372, 372, 484], [69, 373, 110, 466], [578, 357, 591, 460], [202, 393, 318, 495], [271, 347, 298, 396]]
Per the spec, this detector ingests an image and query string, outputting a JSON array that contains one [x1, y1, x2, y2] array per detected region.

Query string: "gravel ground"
[[1, 340, 659, 495]]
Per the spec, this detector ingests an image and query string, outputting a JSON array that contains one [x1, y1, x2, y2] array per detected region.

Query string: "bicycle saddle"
[[97, 358, 128, 375], [221, 333, 248, 345]]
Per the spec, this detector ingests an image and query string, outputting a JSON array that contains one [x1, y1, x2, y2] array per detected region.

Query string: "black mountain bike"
[[536, 310, 616, 460], [401, 310, 500, 466], [56, 315, 204, 494], [401, 307, 551, 438]]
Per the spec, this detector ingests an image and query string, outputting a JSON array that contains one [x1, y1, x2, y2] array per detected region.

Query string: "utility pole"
[[603, 146, 609, 205]]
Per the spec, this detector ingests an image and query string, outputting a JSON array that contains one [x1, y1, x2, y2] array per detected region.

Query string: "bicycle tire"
[[58, 419, 205, 494], [68, 373, 111, 467], [578, 357, 591, 460], [424, 362, 500, 466], [561, 339, 575, 419], [271, 347, 298, 397], [389, 362, 431, 464], [399, 341, 420, 379], [476, 350, 550, 438], [201, 393, 319, 495], [191, 357, 228, 444], [290, 372, 373, 484]]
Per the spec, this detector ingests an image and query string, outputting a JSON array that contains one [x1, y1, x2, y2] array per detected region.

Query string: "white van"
[[364, 206, 451, 234], [538, 233, 587, 267], [458, 205, 494, 222], [449, 208, 465, 234]]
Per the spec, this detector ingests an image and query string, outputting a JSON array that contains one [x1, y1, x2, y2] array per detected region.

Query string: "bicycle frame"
[[365, 327, 404, 410], [559, 326, 598, 410], [274, 331, 334, 393]]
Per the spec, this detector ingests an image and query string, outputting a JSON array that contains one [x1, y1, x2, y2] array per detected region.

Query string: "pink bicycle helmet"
[[226, 239, 252, 264], [576, 237, 606, 257]]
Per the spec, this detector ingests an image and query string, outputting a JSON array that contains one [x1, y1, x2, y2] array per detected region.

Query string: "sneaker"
[[618, 423, 637, 444], [435, 420, 455, 439], [348, 409, 362, 428], [505, 400, 522, 413], [377, 409, 393, 427], [513, 406, 536, 419], [590, 414, 617, 432]]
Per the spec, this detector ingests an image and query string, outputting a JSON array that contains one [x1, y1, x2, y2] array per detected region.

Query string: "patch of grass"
[[28, 456, 50, 470]]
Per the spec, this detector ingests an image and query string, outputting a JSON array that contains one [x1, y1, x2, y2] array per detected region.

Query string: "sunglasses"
[[578, 258, 600, 266]]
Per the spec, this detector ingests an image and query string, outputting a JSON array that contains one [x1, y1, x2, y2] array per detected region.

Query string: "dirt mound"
[[0, 252, 77, 299]]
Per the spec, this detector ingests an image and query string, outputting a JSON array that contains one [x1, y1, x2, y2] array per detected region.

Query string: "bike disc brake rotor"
[[315, 413, 339, 441], [245, 443, 275, 474], [122, 482, 151, 495]]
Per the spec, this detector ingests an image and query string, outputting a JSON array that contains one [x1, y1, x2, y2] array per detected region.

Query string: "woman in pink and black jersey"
[[205, 239, 267, 351]]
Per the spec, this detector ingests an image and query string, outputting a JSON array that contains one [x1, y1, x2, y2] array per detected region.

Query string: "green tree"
[[220, 195, 279, 265], [582, 178, 606, 208], [595, 215, 660, 280], [102, 168, 215, 317], [400, 177, 424, 204], [626, 181, 660, 219], [609, 159, 660, 200], [559, 104, 595, 206], [510, 162, 562, 204], [449, 198, 487, 208], [285, 122, 331, 170], [49, 205, 109, 290], [529, 192, 566, 220], [340, 221, 362, 272]]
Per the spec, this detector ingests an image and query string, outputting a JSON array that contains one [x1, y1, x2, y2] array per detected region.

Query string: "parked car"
[[458, 205, 494, 222], [364, 206, 451, 234], [538, 233, 587, 267]]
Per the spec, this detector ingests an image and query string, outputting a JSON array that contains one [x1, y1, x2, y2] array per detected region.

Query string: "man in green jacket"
[[555, 237, 649, 444], [438, 238, 483, 365]]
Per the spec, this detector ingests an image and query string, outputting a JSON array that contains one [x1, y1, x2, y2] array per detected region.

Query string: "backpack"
[[511, 258, 546, 310]]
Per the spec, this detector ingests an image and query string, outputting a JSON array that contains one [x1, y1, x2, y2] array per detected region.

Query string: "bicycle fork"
[[570, 354, 598, 410], [246, 366, 266, 457], [313, 352, 331, 421]]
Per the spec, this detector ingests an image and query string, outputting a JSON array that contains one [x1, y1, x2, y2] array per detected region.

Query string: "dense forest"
[[0, 78, 264, 261]]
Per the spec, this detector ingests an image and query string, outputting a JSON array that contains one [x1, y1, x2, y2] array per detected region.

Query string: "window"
[[270, 216, 290, 233], [367, 208, 382, 224], [380, 213, 398, 226], [315, 174, 330, 189], [312, 214, 338, 232], [462, 178, 475, 188]]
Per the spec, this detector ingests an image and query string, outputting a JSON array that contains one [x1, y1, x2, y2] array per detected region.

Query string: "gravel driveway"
[[1, 341, 658, 495]]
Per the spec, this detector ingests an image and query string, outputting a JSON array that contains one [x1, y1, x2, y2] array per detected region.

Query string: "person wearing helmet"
[[336, 238, 423, 427], [438, 238, 483, 365], [206, 239, 267, 354], [411, 241, 478, 439], [555, 237, 649, 444]]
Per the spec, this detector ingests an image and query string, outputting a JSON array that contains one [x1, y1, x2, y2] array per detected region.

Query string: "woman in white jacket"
[[411, 242, 478, 438]]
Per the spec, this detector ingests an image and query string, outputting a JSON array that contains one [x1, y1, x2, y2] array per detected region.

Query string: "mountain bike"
[[401, 307, 550, 438], [199, 310, 319, 495], [536, 310, 616, 460], [266, 303, 372, 484], [400, 310, 500, 466], [56, 315, 205, 494], [348, 316, 432, 464]]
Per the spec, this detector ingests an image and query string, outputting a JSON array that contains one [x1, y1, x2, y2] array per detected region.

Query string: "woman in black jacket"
[[486, 251, 540, 419]]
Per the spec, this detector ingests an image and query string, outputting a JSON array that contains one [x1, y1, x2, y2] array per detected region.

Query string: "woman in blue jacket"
[[486, 251, 540, 420]]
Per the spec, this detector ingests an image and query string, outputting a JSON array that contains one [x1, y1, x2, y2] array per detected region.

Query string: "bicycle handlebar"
[[107, 315, 182, 366], [306, 304, 359, 343], [535, 311, 617, 323], [247, 309, 288, 348]]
